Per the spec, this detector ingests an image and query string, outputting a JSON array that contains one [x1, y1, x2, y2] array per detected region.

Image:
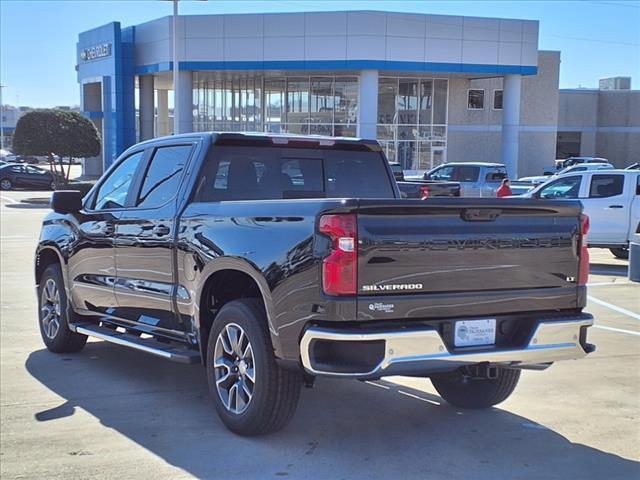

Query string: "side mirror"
[[51, 190, 83, 214]]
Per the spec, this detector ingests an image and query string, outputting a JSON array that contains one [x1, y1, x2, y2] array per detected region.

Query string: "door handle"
[[608, 205, 624, 209], [102, 223, 115, 236], [153, 225, 171, 236]]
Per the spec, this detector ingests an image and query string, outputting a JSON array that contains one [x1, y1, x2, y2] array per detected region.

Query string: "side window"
[[94, 151, 144, 210], [455, 166, 480, 182], [427, 165, 455, 181], [136, 145, 192, 208], [486, 167, 507, 182], [26, 166, 44, 175], [538, 175, 582, 199], [10, 165, 23, 173], [589, 174, 624, 198]]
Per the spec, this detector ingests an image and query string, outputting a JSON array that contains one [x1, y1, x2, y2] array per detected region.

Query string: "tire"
[[38, 264, 87, 353], [206, 298, 302, 436], [610, 247, 629, 260], [50, 181, 57, 191], [431, 367, 520, 409], [0, 179, 13, 190]]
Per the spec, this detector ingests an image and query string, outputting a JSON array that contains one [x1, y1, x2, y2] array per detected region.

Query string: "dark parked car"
[[35, 132, 594, 436], [0, 164, 58, 190]]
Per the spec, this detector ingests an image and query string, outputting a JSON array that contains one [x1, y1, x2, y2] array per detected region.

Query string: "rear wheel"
[[0, 179, 13, 190], [206, 299, 302, 436], [610, 247, 629, 260], [38, 264, 87, 353], [49, 181, 57, 191], [431, 367, 520, 409]]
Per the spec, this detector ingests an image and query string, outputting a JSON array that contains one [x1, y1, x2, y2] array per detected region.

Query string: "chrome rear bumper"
[[300, 314, 594, 378]]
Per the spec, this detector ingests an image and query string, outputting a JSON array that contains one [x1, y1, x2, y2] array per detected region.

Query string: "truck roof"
[[135, 131, 381, 152]]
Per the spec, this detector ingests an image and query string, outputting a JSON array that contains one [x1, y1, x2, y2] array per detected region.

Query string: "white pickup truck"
[[524, 169, 640, 258]]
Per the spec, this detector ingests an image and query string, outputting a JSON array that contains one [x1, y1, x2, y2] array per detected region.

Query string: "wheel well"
[[199, 269, 264, 361], [35, 248, 61, 285]]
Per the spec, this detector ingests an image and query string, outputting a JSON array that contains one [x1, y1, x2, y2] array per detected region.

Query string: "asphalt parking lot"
[[1, 189, 638, 480]]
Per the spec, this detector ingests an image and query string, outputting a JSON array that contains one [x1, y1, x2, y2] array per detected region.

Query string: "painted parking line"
[[588, 295, 640, 321], [587, 281, 632, 287], [0, 195, 19, 204], [592, 325, 640, 337]]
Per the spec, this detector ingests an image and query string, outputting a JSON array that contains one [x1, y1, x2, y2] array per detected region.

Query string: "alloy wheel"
[[213, 323, 255, 414], [0, 179, 12, 190], [40, 278, 61, 339]]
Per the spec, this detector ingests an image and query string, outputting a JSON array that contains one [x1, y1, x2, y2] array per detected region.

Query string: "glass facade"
[[193, 73, 358, 137], [192, 73, 448, 171], [377, 77, 448, 170]]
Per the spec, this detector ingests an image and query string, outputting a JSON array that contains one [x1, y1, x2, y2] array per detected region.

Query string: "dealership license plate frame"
[[454, 318, 497, 347]]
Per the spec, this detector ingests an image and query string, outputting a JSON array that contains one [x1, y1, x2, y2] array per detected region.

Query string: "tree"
[[12, 109, 101, 185]]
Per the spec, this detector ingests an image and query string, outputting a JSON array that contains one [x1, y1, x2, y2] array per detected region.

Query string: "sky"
[[1, 0, 639, 107]]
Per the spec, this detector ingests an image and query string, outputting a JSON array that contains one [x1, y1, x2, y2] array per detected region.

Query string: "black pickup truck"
[[35, 133, 594, 436]]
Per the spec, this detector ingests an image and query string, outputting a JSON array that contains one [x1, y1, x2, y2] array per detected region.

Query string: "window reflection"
[[377, 76, 448, 171], [194, 74, 357, 138]]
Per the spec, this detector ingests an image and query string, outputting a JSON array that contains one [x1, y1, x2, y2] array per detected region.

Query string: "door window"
[[26, 166, 46, 175], [455, 165, 480, 182], [427, 165, 455, 181], [538, 176, 582, 199], [589, 174, 624, 198], [136, 145, 192, 208], [94, 151, 144, 210]]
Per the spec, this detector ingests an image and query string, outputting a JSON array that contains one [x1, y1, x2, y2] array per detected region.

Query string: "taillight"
[[578, 214, 590, 285], [319, 214, 357, 296], [419, 186, 430, 200]]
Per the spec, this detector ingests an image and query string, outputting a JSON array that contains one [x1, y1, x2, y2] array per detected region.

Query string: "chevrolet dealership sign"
[[80, 43, 112, 62]]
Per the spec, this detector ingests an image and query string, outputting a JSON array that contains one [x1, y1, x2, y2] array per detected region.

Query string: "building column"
[[357, 70, 379, 139], [501, 74, 522, 178], [174, 70, 193, 134], [156, 89, 169, 137], [139, 75, 155, 141]]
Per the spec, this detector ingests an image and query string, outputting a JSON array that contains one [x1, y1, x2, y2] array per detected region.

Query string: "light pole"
[[0, 85, 5, 151]]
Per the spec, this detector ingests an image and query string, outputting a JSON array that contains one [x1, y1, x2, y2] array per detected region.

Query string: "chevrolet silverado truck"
[[35, 132, 594, 436]]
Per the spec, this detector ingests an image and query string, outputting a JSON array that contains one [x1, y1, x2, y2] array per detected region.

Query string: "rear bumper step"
[[72, 323, 201, 364], [300, 314, 594, 378]]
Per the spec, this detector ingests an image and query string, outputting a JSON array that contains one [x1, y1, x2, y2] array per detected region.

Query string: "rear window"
[[194, 146, 394, 202]]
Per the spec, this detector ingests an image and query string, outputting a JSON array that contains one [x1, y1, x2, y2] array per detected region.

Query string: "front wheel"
[[610, 247, 629, 260], [206, 299, 302, 436], [49, 181, 57, 191], [38, 264, 87, 353], [0, 179, 13, 190], [431, 367, 520, 409]]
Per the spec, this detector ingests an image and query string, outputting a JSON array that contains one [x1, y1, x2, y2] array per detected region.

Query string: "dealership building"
[[76, 10, 638, 178]]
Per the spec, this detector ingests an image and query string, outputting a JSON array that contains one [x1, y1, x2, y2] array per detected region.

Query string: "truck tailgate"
[[357, 198, 583, 319]]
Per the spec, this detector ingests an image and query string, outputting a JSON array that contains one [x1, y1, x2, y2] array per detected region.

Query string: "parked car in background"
[[390, 162, 461, 199], [556, 157, 610, 170], [519, 163, 615, 186], [0, 164, 59, 190], [1, 154, 40, 164], [523, 169, 640, 259], [423, 162, 507, 197]]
